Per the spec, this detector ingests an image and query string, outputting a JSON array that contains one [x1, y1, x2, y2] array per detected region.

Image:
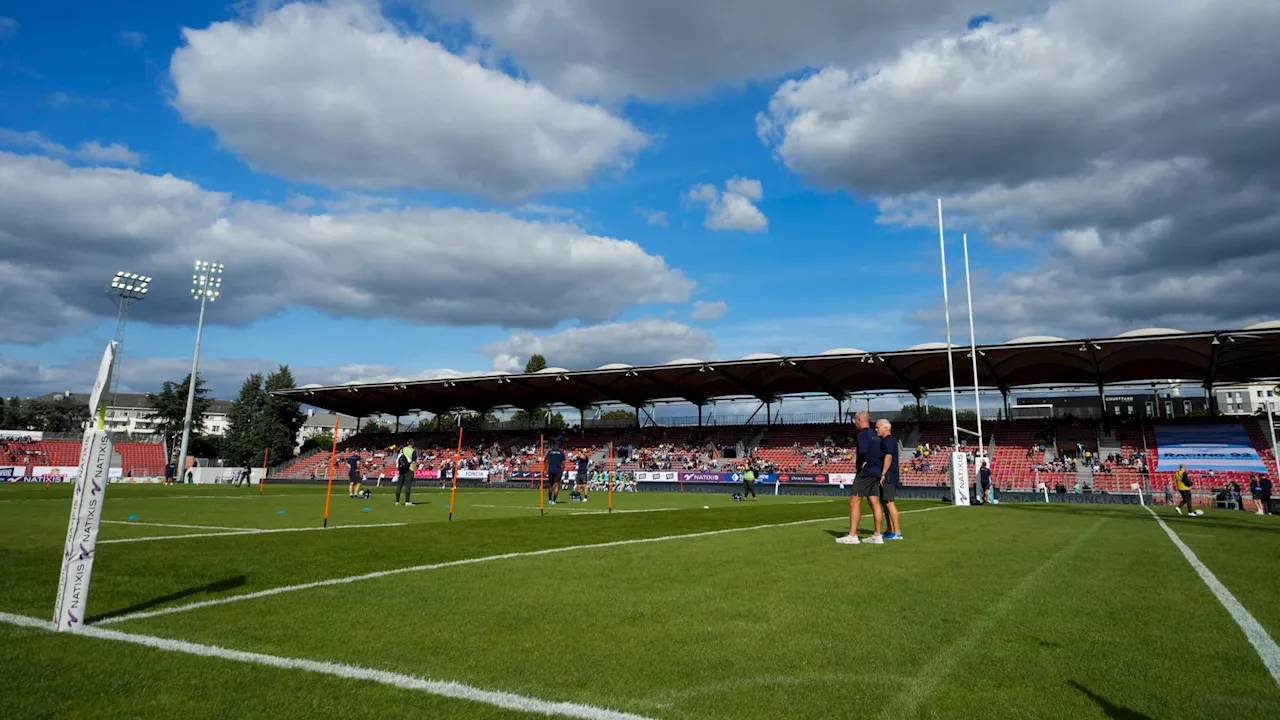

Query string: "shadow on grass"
[[86, 575, 246, 623], [1069, 680, 1153, 720], [997, 503, 1280, 534]]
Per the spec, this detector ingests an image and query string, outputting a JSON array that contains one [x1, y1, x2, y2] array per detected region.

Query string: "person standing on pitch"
[[876, 419, 903, 540], [742, 463, 757, 502], [838, 411, 885, 545], [546, 441, 566, 505], [395, 444, 416, 506], [1173, 464, 1194, 516], [346, 452, 363, 498], [575, 452, 590, 502]]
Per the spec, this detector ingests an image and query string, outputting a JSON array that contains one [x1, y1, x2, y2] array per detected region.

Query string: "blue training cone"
[[363, 506, 370, 512], [278, 509, 287, 515], [127, 515, 137, 521]]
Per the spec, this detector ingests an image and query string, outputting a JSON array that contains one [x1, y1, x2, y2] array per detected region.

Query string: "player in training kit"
[[546, 442, 566, 505], [347, 453, 363, 498], [876, 420, 903, 540], [837, 411, 885, 545], [575, 453, 590, 501], [1173, 465, 1195, 516], [742, 464, 757, 501]]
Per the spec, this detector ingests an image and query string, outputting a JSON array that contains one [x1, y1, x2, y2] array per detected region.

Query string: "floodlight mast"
[[175, 261, 223, 477], [104, 271, 151, 425]]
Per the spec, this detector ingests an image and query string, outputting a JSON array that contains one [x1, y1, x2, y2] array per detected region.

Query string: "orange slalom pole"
[[539, 434, 546, 517], [322, 417, 339, 528], [607, 441, 613, 513], [448, 426, 463, 521], [259, 448, 269, 495], [46, 451, 58, 488]]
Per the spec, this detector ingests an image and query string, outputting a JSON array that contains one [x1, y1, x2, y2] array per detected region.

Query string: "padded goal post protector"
[[52, 428, 113, 631], [951, 451, 971, 506]]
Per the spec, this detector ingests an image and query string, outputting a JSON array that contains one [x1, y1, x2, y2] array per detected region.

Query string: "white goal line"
[[99, 522, 407, 545], [0, 612, 656, 720]]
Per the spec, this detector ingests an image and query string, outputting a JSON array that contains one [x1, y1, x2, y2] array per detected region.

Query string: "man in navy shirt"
[[346, 453, 363, 498], [838, 411, 885, 545], [877, 420, 903, 540], [546, 441, 566, 505], [575, 453, 591, 501]]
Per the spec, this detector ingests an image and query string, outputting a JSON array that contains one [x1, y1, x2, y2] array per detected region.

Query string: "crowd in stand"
[[1, 436, 42, 463]]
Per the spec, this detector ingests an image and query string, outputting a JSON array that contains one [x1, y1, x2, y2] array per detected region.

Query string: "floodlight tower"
[[175, 261, 223, 475], [104, 271, 150, 423]]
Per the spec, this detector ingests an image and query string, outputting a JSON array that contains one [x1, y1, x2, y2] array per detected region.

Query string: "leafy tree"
[[147, 374, 211, 459], [599, 409, 635, 421], [263, 365, 306, 462], [524, 354, 548, 374], [361, 418, 391, 434], [899, 404, 978, 423], [222, 373, 267, 466], [435, 412, 496, 432], [300, 433, 334, 455], [510, 409, 565, 428]]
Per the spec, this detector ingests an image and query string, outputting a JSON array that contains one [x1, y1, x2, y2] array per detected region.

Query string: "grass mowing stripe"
[[1143, 505, 1280, 686], [99, 522, 408, 545], [879, 517, 1107, 719], [0, 612, 655, 720], [99, 505, 955, 626], [103, 520, 246, 531]]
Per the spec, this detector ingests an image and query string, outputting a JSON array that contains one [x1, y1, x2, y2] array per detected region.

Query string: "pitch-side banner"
[[951, 451, 971, 506], [1154, 424, 1268, 473], [637, 471, 680, 482], [52, 428, 113, 632]]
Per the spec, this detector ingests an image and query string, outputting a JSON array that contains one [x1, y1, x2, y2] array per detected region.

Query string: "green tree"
[[510, 408, 564, 428], [899, 404, 977, 423], [263, 365, 306, 462], [300, 433, 334, 455], [599, 409, 635, 421], [222, 373, 268, 466], [435, 412, 496, 432], [22, 396, 91, 433], [2, 397, 30, 430], [147, 374, 211, 458], [524, 354, 548, 374], [361, 418, 391, 434]]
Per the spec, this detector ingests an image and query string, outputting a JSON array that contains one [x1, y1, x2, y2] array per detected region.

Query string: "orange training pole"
[[46, 451, 58, 488], [608, 441, 613, 513], [539, 434, 546, 517], [260, 447, 269, 495], [322, 416, 339, 527], [448, 426, 463, 521]]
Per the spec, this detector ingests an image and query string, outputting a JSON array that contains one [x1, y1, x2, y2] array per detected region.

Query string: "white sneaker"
[[405, 502, 416, 507], [863, 534, 884, 545], [835, 534, 860, 545], [395, 502, 401, 506], [1175, 506, 1182, 515]]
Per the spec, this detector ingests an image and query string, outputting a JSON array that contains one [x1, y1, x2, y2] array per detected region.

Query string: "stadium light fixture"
[[176, 260, 225, 477], [103, 270, 152, 419]]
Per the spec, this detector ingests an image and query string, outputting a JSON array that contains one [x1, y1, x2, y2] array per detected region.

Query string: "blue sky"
[[1, 0, 1276, 402]]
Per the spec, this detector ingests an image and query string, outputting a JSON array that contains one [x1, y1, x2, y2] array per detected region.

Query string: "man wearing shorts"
[[346, 453, 363, 498], [837, 411, 885, 545], [877, 419, 903, 540], [546, 441, 566, 505], [575, 453, 590, 501]]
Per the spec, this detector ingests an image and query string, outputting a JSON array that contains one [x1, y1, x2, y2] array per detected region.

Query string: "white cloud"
[[758, 0, 1280, 337], [0, 129, 140, 166], [0, 151, 694, 343], [426, 0, 1037, 101], [635, 208, 669, 227], [482, 319, 715, 372], [117, 31, 146, 47], [690, 300, 728, 321], [687, 178, 768, 232], [0, 17, 16, 40], [170, 1, 647, 200]]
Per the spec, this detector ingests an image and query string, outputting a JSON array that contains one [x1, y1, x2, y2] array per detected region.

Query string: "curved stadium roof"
[[275, 325, 1280, 418]]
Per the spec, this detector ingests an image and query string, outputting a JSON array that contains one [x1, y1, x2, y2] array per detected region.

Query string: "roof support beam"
[[640, 373, 707, 405], [575, 376, 647, 409], [785, 360, 846, 401], [705, 366, 773, 403], [875, 356, 925, 398], [1204, 338, 1222, 416]]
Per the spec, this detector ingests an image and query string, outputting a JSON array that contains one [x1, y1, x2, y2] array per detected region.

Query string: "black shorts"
[[852, 475, 880, 498], [549, 471, 564, 484], [349, 473, 360, 483], [880, 482, 898, 503]]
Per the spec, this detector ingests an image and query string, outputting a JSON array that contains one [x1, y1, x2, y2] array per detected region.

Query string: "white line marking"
[[0, 612, 654, 720], [469, 505, 680, 515], [0, 494, 263, 503], [99, 522, 407, 545], [104, 520, 245, 531], [1144, 505, 1280, 686], [97, 506, 953, 626], [881, 518, 1106, 719]]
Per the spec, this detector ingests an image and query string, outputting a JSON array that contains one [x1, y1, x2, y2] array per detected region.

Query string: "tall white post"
[[938, 200, 969, 506], [1267, 395, 1278, 478], [962, 233, 986, 466]]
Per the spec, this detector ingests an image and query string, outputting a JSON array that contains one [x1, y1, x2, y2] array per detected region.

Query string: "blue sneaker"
[[884, 532, 903, 541]]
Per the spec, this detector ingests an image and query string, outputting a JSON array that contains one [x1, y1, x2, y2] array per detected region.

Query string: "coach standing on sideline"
[[877, 419, 903, 541], [837, 411, 885, 545]]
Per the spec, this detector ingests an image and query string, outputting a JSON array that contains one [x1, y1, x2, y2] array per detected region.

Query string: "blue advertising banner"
[[1154, 424, 1268, 473]]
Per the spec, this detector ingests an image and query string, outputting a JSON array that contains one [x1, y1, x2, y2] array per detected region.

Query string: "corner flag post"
[[539, 434, 546, 517], [448, 426, 463, 521], [608, 441, 613, 513], [259, 448, 269, 495], [322, 416, 339, 528]]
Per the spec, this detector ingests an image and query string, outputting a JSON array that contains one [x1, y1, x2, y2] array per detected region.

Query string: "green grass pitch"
[[2, 482, 1278, 719]]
